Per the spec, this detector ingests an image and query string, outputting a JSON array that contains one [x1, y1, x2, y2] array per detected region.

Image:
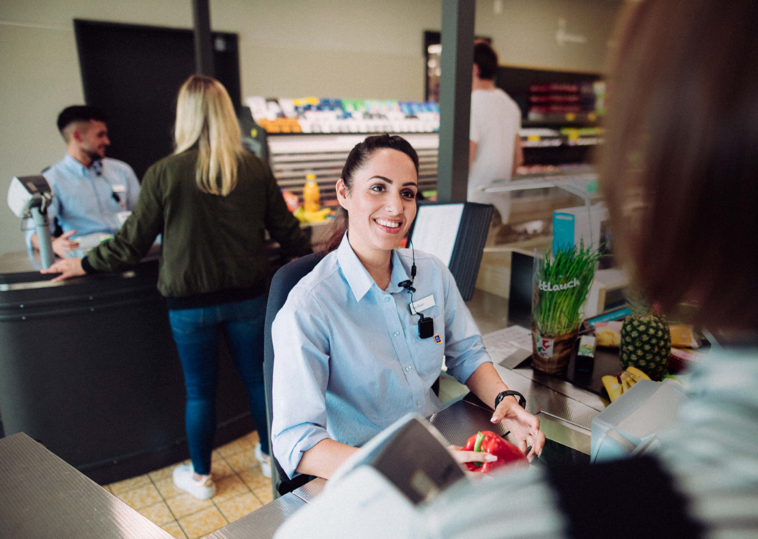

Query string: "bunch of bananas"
[[602, 366, 651, 403], [293, 206, 333, 223]]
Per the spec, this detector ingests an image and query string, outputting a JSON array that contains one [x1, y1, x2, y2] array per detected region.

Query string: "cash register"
[[7, 175, 55, 268], [274, 413, 467, 539]]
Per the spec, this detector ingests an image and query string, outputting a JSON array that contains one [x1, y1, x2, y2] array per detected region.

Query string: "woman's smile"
[[374, 218, 403, 233]]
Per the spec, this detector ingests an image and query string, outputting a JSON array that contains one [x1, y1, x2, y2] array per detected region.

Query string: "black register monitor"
[[409, 202, 493, 301]]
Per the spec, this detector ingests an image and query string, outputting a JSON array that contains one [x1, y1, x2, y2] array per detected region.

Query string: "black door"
[[75, 19, 240, 180]]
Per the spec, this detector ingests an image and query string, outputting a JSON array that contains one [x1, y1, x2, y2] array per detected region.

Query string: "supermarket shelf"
[[525, 111, 600, 125], [267, 133, 439, 204]]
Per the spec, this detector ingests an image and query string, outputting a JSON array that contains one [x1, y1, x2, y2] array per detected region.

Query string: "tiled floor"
[[102, 376, 468, 538], [104, 430, 272, 539]]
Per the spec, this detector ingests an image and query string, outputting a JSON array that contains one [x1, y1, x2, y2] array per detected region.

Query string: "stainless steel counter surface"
[[0, 249, 48, 274], [0, 246, 161, 291], [467, 288, 606, 427], [206, 494, 306, 539], [0, 432, 172, 538]]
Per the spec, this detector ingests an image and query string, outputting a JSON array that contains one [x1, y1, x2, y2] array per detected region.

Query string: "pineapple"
[[619, 286, 671, 381]]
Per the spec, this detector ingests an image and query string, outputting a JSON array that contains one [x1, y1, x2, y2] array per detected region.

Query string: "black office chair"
[[263, 252, 324, 495]]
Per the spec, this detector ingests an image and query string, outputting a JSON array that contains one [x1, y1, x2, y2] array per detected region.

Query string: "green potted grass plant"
[[531, 242, 602, 374]]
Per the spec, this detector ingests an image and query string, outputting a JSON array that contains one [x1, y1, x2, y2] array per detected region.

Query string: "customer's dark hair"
[[601, 0, 758, 330], [473, 40, 498, 80], [323, 134, 419, 254], [56, 105, 108, 133]]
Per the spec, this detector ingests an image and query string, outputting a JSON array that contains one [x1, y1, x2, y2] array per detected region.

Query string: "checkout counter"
[[0, 249, 259, 485], [0, 286, 606, 539]]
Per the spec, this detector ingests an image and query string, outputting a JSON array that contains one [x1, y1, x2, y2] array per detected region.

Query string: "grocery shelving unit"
[[248, 61, 606, 218], [265, 133, 440, 206]]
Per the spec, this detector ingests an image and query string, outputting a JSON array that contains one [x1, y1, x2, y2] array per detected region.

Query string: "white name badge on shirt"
[[112, 184, 126, 193], [409, 295, 435, 315]]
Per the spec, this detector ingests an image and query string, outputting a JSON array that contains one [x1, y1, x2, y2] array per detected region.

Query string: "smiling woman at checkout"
[[411, 1, 758, 538], [271, 134, 545, 481]]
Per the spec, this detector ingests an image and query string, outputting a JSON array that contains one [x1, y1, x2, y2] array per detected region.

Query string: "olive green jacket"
[[84, 150, 311, 304]]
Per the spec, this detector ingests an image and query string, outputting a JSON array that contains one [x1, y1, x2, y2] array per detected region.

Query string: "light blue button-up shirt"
[[24, 154, 140, 248], [271, 233, 491, 477]]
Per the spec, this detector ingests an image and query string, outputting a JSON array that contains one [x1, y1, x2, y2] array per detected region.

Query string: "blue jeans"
[[168, 296, 269, 476]]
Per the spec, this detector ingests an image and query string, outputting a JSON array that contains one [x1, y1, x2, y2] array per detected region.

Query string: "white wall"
[[0, 0, 621, 255], [477, 0, 622, 72]]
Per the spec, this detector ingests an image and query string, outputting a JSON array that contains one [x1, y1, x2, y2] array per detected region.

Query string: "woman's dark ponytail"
[[322, 209, 348, 254]]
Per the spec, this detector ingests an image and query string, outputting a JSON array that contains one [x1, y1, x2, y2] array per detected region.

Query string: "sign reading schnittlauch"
[[538, 278, 580, 292]]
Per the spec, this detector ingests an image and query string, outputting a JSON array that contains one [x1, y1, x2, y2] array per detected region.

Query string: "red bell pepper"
[[462, 431, 528, 473]]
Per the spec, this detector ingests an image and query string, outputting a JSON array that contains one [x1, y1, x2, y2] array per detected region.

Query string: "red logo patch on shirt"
[[434, 334, 441, 344]]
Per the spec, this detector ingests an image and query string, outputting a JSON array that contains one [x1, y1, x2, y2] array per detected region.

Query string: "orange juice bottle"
[[303, 174, 320, 212]]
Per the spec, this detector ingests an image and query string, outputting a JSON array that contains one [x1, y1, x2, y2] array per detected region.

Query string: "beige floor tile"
[[211, 459, 234, 480], [162, 521, 187, 539], [212, 474, 250, 503], [243, 430, 260, 446], [109, 474, 151, 495], [116, 483, 162, 510], [139, 501, 175, 526], [166, 492, 214, 519], [253, 486, 274, 505], [217, 437, 253, 459], [155, 477, 183, 500], [179, 507, 227, 539], [237, 468, 272, 491], [217, 491, 263, 523], [223, 451, 256, 473], [149, 464, 176, 483]]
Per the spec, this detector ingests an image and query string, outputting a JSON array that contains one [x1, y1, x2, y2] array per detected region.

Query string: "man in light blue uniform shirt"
[[271, 233, 492, 478], [26, 106, 140, 257]]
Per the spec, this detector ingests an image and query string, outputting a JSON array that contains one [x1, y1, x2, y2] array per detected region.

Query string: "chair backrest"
[[263, 252, 324, 494]]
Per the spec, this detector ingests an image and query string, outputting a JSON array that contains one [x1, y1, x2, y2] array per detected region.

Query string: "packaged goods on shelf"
[[527, 81, 596, 118], [263, 132, 440, 208], [246, 96, 440, 135], [519, 127, 604, 148], [529, 83, 579, 93]]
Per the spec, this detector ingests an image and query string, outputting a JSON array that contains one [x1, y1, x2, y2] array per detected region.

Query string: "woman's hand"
[[448, 445, 499, 466], [491, 398, 545, 461], [40, 258, 85, 283]]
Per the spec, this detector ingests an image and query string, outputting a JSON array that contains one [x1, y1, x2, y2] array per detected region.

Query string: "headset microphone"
[[398, 239, 433, 339]]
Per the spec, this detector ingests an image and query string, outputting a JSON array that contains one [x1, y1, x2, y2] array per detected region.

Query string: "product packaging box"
[[553, 202, 608, 253]]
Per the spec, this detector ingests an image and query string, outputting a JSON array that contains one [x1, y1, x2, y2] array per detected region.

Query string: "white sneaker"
[[172, 464, 216, 500], [255, 443, 272, 478]]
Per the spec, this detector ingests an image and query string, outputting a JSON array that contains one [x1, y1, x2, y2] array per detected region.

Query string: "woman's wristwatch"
[[494, 390, 526, 410]]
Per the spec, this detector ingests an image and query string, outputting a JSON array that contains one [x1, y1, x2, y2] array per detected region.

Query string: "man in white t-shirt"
[[468, 40, 523, 225]]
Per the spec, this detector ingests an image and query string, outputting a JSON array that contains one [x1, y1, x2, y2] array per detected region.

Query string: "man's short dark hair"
[[473, 41, 499, 80], [56, 105, 108, 133]]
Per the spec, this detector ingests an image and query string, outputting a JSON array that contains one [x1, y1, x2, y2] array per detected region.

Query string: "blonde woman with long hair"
[[45, 75, 312, 499]]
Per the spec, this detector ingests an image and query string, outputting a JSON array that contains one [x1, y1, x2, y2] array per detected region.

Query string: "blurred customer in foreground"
[[28, 106, 140, 257], [43, 75, 311, 499], [468, 40, 522, 229], [418, 1, 758, 537]]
